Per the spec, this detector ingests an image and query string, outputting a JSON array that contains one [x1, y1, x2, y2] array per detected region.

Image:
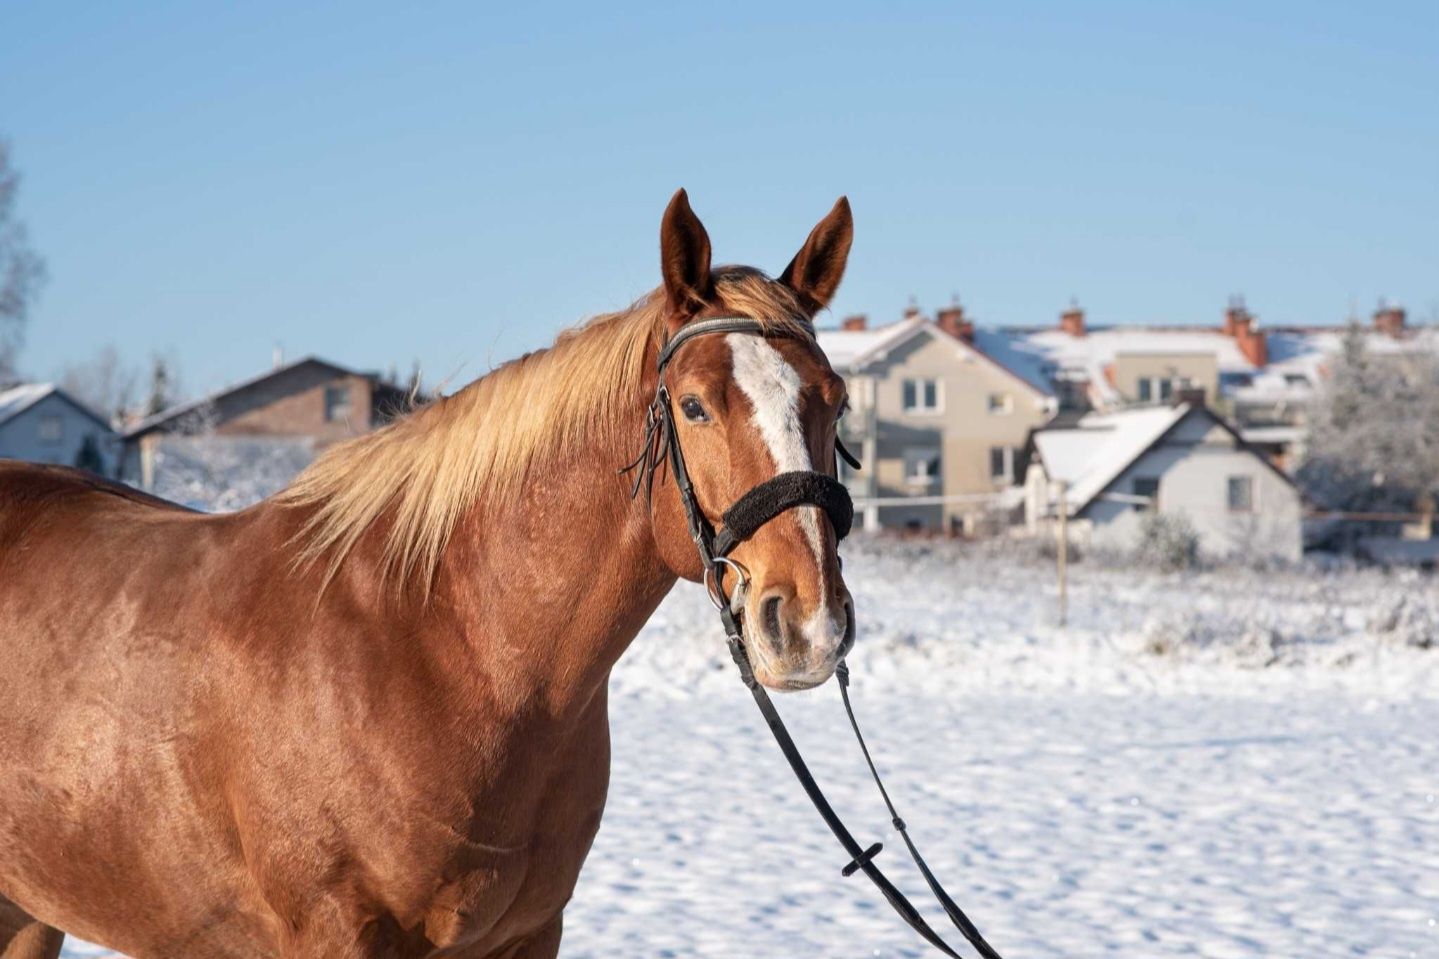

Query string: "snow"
[[61, 536, 1438, 958], [1031, 405, 1190, 513], [0, 382, 56, 424], [816, 318, 1056, 398], [968, 328, 1055, 395], [815, 317, 927, 369]]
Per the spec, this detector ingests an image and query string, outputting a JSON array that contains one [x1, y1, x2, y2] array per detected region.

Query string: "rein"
[[624, 317, 1007, 959]]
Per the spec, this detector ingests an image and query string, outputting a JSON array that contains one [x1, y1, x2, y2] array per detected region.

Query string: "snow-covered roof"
[[0, 383, 57, 425], [816, 317, 1053, 396], [0, 382, 114, 432], [1033, 404, 1192, 514], [126, 355, 407, 439], [822, 308, 1439, 410], [815, 316, 928, 368]]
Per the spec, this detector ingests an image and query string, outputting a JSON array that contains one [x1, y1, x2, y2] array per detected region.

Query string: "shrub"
[[1134, 512, 1200, 572]]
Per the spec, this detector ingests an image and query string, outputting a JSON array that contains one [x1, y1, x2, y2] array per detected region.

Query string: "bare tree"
[[58, 344, 140, 425], [0, 140, 47, 381]]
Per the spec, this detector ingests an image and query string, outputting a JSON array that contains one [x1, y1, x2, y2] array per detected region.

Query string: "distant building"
[[996, 300, 1439, 472], [1024, 402, 1303, 563], [0, 383, 120, 475], [122, 356, 411, 490], [818, 306, 1056, 533]]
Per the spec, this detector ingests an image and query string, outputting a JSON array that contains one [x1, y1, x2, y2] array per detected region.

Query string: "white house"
[[0, 383, 121, 476], [1024, 402, 1303, 562]]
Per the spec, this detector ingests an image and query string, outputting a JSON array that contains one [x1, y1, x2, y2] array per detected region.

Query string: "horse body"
[[0, 190, 855, 958], [0, 454, 675, 958]]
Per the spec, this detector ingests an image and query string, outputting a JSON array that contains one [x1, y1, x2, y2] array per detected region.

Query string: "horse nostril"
[[840, 599, 856, 656], [761, 594, 784, 645]]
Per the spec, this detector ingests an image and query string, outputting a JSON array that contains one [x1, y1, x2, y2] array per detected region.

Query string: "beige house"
[[818, 308, 1056, 533]]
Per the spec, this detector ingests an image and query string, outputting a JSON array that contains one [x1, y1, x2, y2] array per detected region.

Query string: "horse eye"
[[679, 396, 710, 423]]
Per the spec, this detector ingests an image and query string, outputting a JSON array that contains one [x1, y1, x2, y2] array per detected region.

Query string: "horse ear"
[[780, 197, 853, 313], [659, 189, 713, 324]]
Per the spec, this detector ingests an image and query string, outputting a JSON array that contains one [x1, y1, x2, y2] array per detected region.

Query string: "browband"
[[656, 316, 814, 373]]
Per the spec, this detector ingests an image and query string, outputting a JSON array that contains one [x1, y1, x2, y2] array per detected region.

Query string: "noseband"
[[623, 318, 1007, 959]]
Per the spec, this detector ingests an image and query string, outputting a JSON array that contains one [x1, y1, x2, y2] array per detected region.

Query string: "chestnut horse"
[[0, 190, 855, 959]]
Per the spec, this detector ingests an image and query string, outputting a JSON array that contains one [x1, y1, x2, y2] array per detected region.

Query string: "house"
[[1023, 402, 1303, 563], [122, 356, 411, 490], [817, 306, 1057, 533], [0, 383, 120, 476], [998, 301, 1439, 471]]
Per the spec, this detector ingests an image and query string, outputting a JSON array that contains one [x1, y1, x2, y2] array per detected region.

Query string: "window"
[[37, 415, 63, 444], [324, 384, 353, 423], [989, 446, 1016, 483], [1133, 476, 1160, 510], [1227, 476, 1254, 512], [1137, 378, 1153, 403], [1284, 373, 1310, 388], [901, 378, 941, 413], [903, 447, 941, 486], [987, 392, 1012, 414], [1158, 378, 1174, 402]]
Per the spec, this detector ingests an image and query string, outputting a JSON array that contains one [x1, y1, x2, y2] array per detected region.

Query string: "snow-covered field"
[[64, 540, 1438, 957]]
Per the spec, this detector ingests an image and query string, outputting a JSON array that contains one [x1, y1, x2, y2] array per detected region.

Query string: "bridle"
[[623, 317, 1007, 959]]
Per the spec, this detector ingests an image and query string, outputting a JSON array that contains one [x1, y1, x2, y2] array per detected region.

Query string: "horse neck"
[[433, 359, 676, 715]]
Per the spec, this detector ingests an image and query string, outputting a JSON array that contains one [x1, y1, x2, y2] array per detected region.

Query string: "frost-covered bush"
[[1368, 594, 1437, 649], [1133, 512, 1200, 572], [151, 436, 315, 512]]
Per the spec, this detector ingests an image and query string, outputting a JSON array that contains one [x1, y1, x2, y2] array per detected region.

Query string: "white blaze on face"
[[725, 334, 828, 595]]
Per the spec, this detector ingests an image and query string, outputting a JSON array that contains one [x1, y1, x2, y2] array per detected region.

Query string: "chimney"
[[935, 304, 974, 343], [841, 314, 868, 332], [1173, 386, 1207, 408], [1226, 305, 1268, 367], [1374, 302, 1406, 338], [903, 296, 922, 319], [1060, 301, 1085, 337], [273, 343, 284, 369], [1223, 295, 1248, 336]]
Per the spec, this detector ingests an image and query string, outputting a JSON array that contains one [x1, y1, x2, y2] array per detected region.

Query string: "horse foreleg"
[[0, 897, 64, 959]]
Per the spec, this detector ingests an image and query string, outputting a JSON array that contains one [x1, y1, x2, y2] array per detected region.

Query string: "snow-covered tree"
[[0, 140, 47, 380], [1298, 323, 1439, 513]]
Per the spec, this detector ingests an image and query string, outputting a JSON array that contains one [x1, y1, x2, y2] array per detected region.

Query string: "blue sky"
[[2, 1, 1435, 395]]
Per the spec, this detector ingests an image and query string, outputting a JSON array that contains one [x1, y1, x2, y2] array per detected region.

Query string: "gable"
[[1075, 406, 1298, 516], [128, 358, 360, 437]]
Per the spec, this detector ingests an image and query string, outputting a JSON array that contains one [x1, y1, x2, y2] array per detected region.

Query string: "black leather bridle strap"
[[713, 471, 854, 557], [624, 316, 1007, 959]]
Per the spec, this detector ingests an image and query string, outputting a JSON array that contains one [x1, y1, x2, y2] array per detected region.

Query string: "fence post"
[[1057, 481, 1069, 628]]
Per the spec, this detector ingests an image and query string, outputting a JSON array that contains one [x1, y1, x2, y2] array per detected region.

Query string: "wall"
[[0, 394, 120, 475], [1111, 352, 1219, 405], [847, 328, 1052, 531], [1083, 413, 1302, 562], [215, 373, 375, 444]]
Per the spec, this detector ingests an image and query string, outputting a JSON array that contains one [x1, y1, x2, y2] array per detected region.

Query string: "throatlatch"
[[622, 317, 1007, 959]]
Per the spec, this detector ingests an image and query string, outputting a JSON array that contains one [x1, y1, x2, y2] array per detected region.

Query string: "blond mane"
[[279, 267, 811, 589]]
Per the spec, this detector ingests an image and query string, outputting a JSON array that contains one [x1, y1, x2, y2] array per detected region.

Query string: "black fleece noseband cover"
[[712, 471, 853, 557]]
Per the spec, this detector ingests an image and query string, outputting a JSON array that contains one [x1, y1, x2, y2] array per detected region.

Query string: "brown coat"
[[0, 190, 854, 959]]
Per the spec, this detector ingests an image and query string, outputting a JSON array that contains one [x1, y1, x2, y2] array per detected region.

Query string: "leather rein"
[[622, 317, 1007, 959]]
